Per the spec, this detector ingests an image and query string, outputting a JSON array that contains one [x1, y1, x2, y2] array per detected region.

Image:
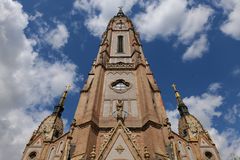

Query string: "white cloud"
[[218, 0, 240, 40], [0, 109, 50, 160], [0, 0, 78, 159], [73, 0, 138, 37], [183, 92, 223, 128], [224, 104, 240, 124], [179, 5, 213, 42], [182, 34, 208, 61], [45, 23, 69, 49], [133, 0, 213, 42], [208, 82, 222, 93], [209, 128, 240, 160], [166, 109, 179, 133], [167, 85, 240, 159]]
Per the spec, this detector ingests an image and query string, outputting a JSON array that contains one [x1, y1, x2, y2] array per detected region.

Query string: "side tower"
[[22, 86, 70, 160], [171, 84, 220, 160], [70, 9, 172, 159]]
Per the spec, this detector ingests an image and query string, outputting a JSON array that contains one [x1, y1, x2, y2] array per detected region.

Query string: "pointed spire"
[[117, 6, 125, 17], [172, 83, 190, 117], [53, 84, 71, 117]]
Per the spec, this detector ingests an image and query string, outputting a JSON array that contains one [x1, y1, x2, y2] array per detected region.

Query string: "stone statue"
[[116, 100, 124, 122]]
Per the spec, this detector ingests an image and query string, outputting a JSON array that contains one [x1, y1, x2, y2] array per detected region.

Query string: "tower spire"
[[53, 84, 71, 117], [172, 83, 190, 117]]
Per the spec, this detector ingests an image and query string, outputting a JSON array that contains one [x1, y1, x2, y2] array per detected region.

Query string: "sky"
[[0, 0, 240, 159]]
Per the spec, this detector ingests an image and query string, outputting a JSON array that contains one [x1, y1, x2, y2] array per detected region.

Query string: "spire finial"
[[117, 6, 125, 16], [53, 84, 71, 117], [172, 83, 182, 105], [172, 83, 190, 117], [58, 84, 71, 107]]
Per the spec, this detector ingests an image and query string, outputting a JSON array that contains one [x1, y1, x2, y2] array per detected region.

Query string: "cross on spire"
[[117, 6, 125, 16]]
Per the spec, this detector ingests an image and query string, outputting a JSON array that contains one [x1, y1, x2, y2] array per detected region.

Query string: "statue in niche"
[[116, 100, 124, 122]]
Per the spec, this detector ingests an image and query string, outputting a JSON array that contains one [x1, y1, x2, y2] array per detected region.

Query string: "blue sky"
[[0, 0, 240, 159]]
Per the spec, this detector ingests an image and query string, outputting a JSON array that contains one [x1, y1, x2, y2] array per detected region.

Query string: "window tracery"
[[110, 79, 131, 93]]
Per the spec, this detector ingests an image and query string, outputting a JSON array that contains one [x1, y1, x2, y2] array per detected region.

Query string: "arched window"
[[28, 151, 37, 159], [177, 141, 185, 155], [117, 35, 123, 53], [205, 151, 214, 160], [48, 147, 55, 160], [57, 141, 65, 154], [187, 147, 195, 160]]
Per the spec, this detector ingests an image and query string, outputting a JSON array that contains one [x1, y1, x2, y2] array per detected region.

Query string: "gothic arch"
[[186, 146, 195, 160], [48, 147, 55, 160], [57, 141, 65, 154]]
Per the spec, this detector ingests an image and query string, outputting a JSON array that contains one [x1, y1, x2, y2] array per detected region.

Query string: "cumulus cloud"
[[45, 23, 69, 49], [209, 128, 240, 160], [74, 0, 138, 37], [0, 109, 50, 160], [218, 0, 240, 40], [133, 0, 213, 42], [183, 93, 223, 128], [0, 0, 78, 159], [182, 34, 209, 61], [167, 84, 240, 159]]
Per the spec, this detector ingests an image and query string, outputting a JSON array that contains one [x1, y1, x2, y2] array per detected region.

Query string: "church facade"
[[22, 9, 220, 160]]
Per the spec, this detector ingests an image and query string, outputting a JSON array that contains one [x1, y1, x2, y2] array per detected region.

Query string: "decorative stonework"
[[100, 128, 115, 152], [115, 145, 125, 154], [106, 62, 135, 70], [99, 122, 140, 152]]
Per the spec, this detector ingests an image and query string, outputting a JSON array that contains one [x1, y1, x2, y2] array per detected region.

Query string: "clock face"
[[189, 121, 199, 136], [116, 20, 125, 30], [42, 124, 52, 133]]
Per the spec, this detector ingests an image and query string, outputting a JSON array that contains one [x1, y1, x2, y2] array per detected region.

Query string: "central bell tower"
[[22, 8, 221, 160], [71, 8, 171, 159]]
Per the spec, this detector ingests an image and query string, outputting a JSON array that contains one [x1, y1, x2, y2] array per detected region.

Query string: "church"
[[22, 9, 221, 160]]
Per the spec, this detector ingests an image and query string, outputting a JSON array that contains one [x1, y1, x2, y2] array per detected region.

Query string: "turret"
[[30, 85, 71, 142], [172, 84, 207, 141]]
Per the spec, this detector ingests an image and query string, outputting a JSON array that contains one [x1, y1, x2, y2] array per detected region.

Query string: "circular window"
[[29, 151, 37, 159], [205, 151, 213, 159], [110, 79, 131, 93]]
